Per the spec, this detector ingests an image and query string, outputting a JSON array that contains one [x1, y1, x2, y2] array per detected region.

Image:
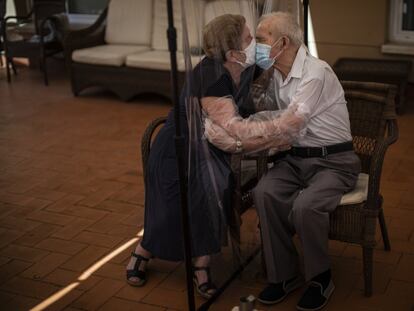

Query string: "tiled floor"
[[0, 64, 413, 311]]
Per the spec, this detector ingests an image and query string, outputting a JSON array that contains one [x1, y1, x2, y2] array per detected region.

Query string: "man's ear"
[[282, 36, 290, 49]]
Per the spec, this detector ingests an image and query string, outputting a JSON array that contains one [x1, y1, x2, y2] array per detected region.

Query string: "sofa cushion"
[[204, 0, 256, 35], [105, 0, 153, 45], [339, 173, 369, 206], [151, 0, 204, 52], [126, 50, 203, 72], [72, 45, 150, 67]]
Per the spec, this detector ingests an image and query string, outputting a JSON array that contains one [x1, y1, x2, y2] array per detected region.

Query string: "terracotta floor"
[[0, 63, 413, 311]]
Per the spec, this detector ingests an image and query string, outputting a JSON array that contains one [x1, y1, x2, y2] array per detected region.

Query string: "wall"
[[310, 0, 414, 81], [67, 0, 109, 14], [12, 0, 31, 16], [12, 0, 109, 15], [6, 0, 16, 16]]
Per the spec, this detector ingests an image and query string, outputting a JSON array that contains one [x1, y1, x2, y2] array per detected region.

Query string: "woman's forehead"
[[242, 24, 251, 38]]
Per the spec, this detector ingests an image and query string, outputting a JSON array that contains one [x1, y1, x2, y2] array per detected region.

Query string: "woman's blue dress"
[[141, 57, 254, 261]]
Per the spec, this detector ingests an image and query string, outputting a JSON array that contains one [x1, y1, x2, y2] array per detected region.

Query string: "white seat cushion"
[[151, 0, 204, 52], [72, 45, 150, 67], [339, 173, 369, 206], [105, 0, 153, 45], [126, 50, 203, 71]]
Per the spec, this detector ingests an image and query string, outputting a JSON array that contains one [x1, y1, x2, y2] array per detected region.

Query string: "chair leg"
[[378, 208, 391, 251], [6, 58, 11, 83], [362, 246, 373, 297], [228, 208, 242, 267], [258, 222, 267, 276], [42, 57, 49, 86], [11, 61, 17, 75], [38, 53, 48, 86]]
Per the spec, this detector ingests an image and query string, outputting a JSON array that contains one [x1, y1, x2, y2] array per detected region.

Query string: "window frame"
[[389, 0, 414, 43]]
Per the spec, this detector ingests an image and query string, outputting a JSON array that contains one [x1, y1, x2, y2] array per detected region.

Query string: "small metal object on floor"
[[231, 295, 261, 311]]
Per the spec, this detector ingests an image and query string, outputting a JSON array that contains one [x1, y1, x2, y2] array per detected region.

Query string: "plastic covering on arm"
[[202, 95, 309, 154]]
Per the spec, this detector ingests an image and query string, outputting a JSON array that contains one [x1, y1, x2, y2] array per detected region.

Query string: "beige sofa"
[[65, 0, 256, 100]]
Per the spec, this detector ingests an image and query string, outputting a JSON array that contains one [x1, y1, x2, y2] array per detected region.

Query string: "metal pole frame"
[[303, 0, 309, 47], [166, 0, 196, 310]]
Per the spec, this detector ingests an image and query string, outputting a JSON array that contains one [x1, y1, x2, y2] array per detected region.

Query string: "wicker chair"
[[140, 116, 262, 260], [244, 81, 398, 297], [141, 117, 168, 180], [2, 0, 66, 85], [329, 81, 398, 296], [0, 0, 15, 72], [141, 81, 398, 297]]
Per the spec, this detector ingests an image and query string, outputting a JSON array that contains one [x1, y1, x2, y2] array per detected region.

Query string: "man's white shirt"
[[273, 45, 352, 147]]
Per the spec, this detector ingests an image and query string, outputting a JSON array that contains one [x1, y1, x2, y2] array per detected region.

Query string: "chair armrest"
[[63, 8, 108, 64], [3, 9, 34, 24], [385, 118, 399, 146], [2, 11, 34, 41], [38, 15, 61, 44], [240, 151, 269, 178], [65, 8, 107, 41], [231, 154, 243, 214], [230, 151, 269, 215], [141, 117, 168, 181], [231, 152, 268, 180], [366, 119, 399, 209]]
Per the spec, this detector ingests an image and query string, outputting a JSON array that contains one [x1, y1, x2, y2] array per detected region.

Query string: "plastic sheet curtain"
[[167, 0, 302, 306]]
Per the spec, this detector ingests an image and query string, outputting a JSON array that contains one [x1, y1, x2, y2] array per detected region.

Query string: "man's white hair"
[[259, 12, 303, 47]]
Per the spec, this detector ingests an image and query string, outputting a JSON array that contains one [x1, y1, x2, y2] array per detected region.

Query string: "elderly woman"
[[126, 13, 299, 299]]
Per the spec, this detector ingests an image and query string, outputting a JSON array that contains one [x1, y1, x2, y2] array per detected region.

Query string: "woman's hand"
[[201, 96, 237, 126], [272, 103, 306, 140], [204, 118, 238, 153]]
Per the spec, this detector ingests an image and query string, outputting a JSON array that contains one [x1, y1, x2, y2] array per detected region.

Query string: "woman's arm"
[[202, 96, 281, 139], [204, 118, 291, 153], [202, 96, 308, 153]]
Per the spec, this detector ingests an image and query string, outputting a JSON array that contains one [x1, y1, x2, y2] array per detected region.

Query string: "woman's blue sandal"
[[126, 252, 149, 287], [193, 266, 217, 299]]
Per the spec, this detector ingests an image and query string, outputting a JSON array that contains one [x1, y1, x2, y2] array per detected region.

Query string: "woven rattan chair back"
[[343, 81, 397, 174], [141, 117, 167, 181], [346, 92, 387, 173]]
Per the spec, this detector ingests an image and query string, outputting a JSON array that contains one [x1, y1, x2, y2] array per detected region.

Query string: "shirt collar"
[[290, 44, 307, 79], [275, 44, 308, 86]]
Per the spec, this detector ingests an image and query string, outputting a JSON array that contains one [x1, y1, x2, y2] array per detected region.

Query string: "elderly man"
[[252, 12, 361, 311]]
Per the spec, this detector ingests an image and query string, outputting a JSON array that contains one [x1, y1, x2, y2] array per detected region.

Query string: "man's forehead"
[[256, 21, 272, 40]]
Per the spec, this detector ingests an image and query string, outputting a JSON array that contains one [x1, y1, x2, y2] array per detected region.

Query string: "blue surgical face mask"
[[255, 37, 283, 70]]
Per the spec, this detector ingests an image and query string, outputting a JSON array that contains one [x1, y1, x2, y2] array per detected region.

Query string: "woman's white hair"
[[259, 12, 303, 47]]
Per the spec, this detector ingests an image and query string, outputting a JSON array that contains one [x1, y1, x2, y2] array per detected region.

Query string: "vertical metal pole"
[[166, 1, 196, 311], [303, 0, 309, 47]]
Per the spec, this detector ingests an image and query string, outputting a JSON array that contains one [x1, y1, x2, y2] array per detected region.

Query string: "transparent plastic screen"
[[176, 0, 302, 293]]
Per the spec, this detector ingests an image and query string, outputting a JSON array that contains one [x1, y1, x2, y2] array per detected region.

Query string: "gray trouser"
[[252, 151, 361, 283]]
